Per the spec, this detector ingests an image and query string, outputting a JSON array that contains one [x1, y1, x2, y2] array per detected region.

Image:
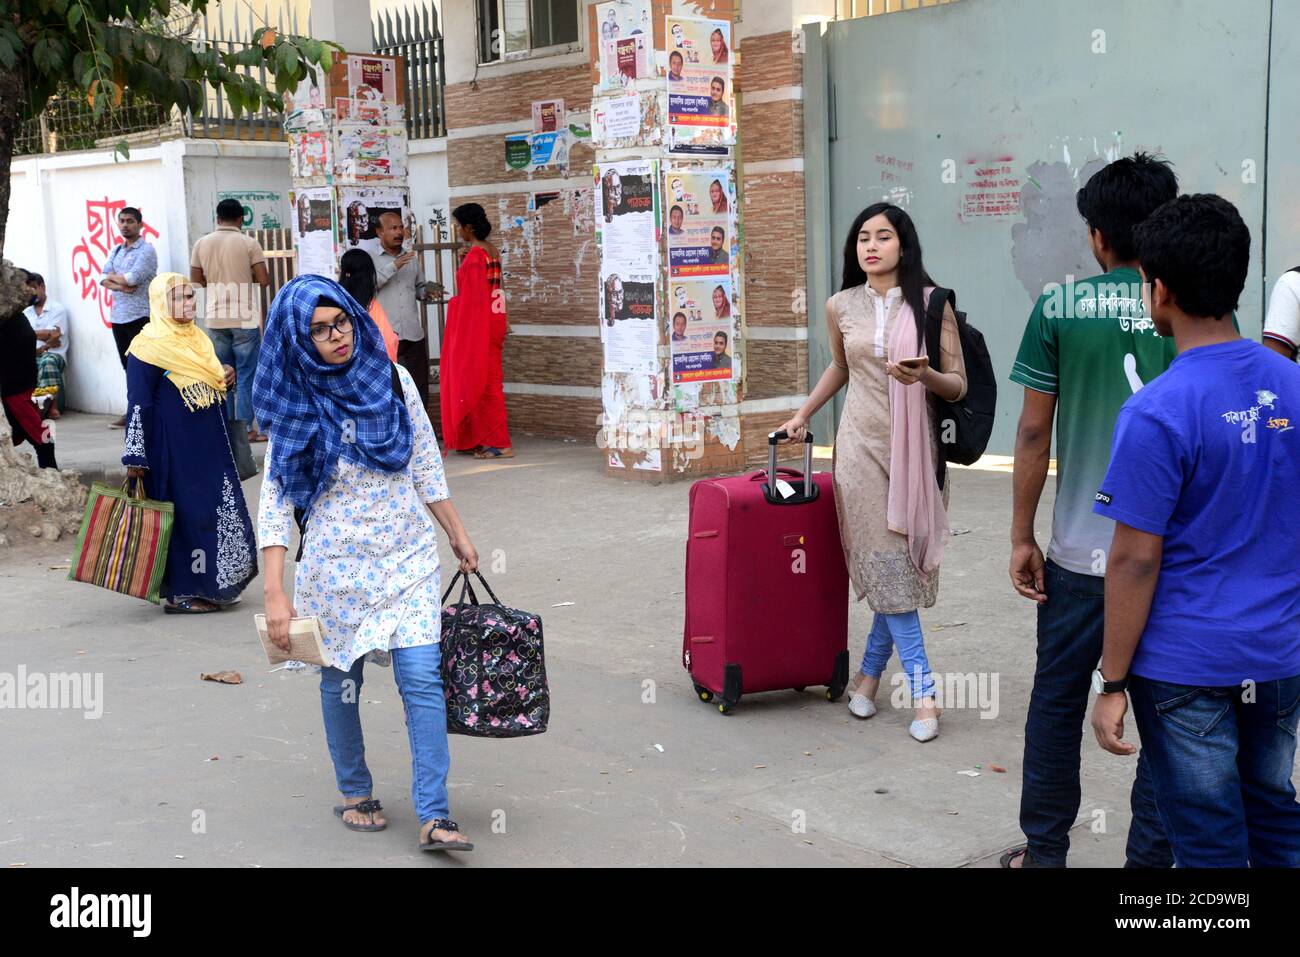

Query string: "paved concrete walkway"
[[1, 439, 1203, 867]]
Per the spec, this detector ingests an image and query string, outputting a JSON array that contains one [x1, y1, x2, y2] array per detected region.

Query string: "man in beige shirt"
[[191, 198, 270, 442]]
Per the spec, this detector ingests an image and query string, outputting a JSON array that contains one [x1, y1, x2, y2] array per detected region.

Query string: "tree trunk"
[[0, 64, 22, 254]]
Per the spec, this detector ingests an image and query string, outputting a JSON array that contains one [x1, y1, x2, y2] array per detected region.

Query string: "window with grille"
[[477, 0, 580, 64]]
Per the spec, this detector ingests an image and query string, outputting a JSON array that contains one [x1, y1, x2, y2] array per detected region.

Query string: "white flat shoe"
[[909, 718, 939, 742], [848, 692, 877, 719]]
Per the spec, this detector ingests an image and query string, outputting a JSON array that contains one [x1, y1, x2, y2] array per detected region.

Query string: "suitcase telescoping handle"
[[768, 429, 814, 500]]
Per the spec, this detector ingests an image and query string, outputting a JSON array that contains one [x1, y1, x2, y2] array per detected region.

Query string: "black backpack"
[[924, 288, 997, 489]]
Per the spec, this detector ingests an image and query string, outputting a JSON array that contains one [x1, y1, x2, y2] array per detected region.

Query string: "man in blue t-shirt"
[[1091, 194, 1300, 867]]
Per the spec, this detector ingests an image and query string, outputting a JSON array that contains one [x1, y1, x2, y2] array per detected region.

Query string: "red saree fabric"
[[440, 246, 511, 450]]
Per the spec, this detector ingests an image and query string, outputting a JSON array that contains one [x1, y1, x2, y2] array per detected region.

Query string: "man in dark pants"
[[100, 206, 157, 428], [370, 209, 429, 404], [1093, 194, 1300, 866], [1004, 153, 1179, 868]]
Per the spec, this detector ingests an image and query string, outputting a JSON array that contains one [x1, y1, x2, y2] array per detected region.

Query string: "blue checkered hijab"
[[253, 274, 413, 512]]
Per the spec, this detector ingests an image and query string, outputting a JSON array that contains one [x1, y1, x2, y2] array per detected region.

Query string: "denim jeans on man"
[[207, 326, 260, 424], [318, 642, 451, 824], [1129, 674, 1300, 867], [1020, 560, 1172, 867]]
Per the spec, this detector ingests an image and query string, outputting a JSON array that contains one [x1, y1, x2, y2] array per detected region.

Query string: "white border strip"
[[746, 326, 808, 341], [740, 395, 806, 414], [742, 158, 805, 175], [449, 176, 589, 198], [510, 324, 601, 337], [742, 86, 803, 104], [504, 382, 602, 398]]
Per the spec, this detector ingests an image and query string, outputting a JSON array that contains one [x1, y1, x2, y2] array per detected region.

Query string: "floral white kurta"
[[257, 365, 450, 670]]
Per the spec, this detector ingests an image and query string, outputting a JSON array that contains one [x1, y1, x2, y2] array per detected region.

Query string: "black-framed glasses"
[[309, 316, 353, 342]]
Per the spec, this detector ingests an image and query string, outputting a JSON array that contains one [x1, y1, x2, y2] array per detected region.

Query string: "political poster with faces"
[[668, 278, 736, 384], [337, 186, 412, 258], [596, 0, 653, 91], [666, 14, 734, 155], [600, 267, 659, 375], [597, 159, 658, 271], [288, 131, 331, 180], [664, 168, 734, 278], [333, 124, 407, 180], [346, 55, 399, 103], [290, 188, 338, 278]]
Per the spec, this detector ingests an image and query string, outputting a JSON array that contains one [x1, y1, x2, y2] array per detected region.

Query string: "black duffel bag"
[[439, 570, 549, 737]]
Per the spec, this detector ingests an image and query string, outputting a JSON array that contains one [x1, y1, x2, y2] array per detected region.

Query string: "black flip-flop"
[[999, 844, 1041, 868], [334, 799, 386, 832], [164, 599, 222, 615], [418, 818, 474, 852]]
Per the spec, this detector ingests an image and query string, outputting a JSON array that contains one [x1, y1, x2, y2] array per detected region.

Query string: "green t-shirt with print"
[[1010, 266, 1176, 577]]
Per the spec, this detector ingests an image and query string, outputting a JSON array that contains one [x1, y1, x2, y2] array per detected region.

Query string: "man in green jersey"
[[1003, 154, 1177, 869]]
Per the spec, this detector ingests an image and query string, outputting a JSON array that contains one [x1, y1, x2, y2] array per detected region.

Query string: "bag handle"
[[121, 476, 146, 500], [439, 569, 501, 607]]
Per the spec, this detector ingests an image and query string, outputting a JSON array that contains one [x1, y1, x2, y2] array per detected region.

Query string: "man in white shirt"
[[1262, 267, 1300, 360], [22, 271, 69, 418]]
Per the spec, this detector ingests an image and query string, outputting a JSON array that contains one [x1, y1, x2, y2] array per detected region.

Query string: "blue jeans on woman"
[[318, 642, 451, 825], [861, 610, 935, 699], [1129, 673, 1300, 867]]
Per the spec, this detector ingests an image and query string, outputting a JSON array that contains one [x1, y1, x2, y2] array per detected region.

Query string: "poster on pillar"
[[288, 130, 332, 180], [596, 159, 659, 271], [345, 55, 400, 103], [668, 278, 736, 383], [600, 267, 659, 375], [333, 123, 408, 180], [666, 15, 734, 156], [665, 167, 734, 278], [291, 187, 338, 278], [337, 186, 412, 259], [596, 0, 653, 91]]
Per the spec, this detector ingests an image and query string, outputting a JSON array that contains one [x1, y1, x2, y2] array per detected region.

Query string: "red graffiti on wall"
[[69, 198, 160, 327]]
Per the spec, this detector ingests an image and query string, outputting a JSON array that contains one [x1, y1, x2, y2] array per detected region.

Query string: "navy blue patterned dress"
[[122, 356, 258, 603]]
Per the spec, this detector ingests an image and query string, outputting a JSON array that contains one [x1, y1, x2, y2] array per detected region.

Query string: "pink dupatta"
[[885, 287, 949, 576]]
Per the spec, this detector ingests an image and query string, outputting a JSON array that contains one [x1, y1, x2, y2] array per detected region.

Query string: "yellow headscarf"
[[127, 273, 228, 411]]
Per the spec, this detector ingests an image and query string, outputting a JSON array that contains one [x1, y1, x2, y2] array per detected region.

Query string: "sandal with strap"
[[418, 818, 474, 852], [334, 798, 386, 832], [473, 446, 514, 459], [999, 844, 1042, 868]]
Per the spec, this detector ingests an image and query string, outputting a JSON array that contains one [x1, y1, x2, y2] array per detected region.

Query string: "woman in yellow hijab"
[[122, 273, 258, 613]]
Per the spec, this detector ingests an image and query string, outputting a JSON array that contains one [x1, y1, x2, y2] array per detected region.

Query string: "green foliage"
[[8, 1, 343, 122]]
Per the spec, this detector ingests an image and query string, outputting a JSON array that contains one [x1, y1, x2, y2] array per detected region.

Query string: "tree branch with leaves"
[[0, 0, 342, 249]]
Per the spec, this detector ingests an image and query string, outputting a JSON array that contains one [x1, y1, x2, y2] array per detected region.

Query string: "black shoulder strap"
[[924, 287, 954, 371], [391, 362, 402, 397]]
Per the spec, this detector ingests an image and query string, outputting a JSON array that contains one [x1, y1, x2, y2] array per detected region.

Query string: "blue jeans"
[[1019, 560, 1172, 867], [1129, 674, 1300, 867], [207, 326, 260, 424], [861, 610, 936, 700], [318, 643, 451, 825]]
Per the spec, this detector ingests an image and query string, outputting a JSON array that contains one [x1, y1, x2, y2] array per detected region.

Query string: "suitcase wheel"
[[826, 686, 846, 703], [693, 683, 714, 703], [717, 700, 733, 715]]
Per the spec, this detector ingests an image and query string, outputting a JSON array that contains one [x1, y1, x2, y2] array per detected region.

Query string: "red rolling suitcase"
[[682, 430, 850, 713]]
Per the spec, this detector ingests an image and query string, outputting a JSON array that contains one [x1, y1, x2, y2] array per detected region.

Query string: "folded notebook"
[[253, 615, 327, 666]]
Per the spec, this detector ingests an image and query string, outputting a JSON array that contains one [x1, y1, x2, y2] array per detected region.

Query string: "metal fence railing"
[[15, 88, 176, 157], [373, 2, 447, 140]]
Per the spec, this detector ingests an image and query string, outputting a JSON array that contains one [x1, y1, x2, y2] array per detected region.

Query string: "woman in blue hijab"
[[253, 274, 478, 852]]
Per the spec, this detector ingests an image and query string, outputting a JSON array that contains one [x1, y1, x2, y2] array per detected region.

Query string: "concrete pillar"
[[309, 0, 374, 51]]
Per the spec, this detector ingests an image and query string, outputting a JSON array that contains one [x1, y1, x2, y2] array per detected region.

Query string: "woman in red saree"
[[441, 204, 513, 459]]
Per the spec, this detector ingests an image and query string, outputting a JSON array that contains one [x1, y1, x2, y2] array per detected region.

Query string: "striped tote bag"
[[68, 479, 174, 604]]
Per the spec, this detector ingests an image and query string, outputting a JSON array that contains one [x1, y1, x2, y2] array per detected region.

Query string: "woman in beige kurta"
[[781, 203, 965, 741]]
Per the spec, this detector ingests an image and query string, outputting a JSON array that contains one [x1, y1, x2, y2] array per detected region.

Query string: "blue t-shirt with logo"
[[1094, 338, 1300, 685]]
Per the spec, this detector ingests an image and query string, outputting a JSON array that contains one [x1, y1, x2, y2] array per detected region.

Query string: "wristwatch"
[[1092, 669, 1128, 694]]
